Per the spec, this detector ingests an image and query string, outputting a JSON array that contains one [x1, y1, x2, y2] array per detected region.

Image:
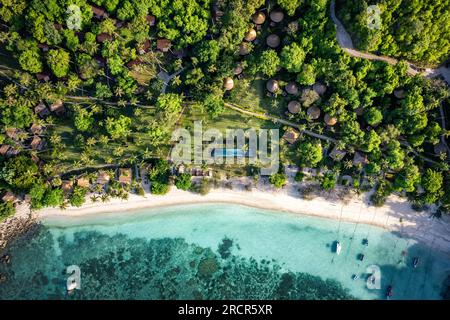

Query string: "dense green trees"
[[0, 156, 39, 190], [269, 173, 287, 189], [321, 172, 337, 191], [277, 0, 303, 16], [338, 0, 450, 65], [29, 181, 64, 209], [0, 0, 448, 214], [298, 141, 323, 167], [148, 0, 210, 48], [19, 47, 42, 73], [421, 169, 444, 204], [70, 186, 87, 207], [364, 107, 382, 126], [394, 163, 420, 193], [0, 201, 15, 221], [259, 50, 280, 77], [105, 115, 132, 140], [175, 173, 192, 191], [148, 159, 170, 195], [280, 43, 305, 73], [46, 49, 71, 78]]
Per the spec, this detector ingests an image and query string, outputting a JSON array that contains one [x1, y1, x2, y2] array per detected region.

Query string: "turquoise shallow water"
[[1, 203, 449, 300]]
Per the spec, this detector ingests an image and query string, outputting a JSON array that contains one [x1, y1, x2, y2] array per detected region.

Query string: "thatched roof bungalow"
[[307, 106, 321, 120], [324, 114, 337, 126], [76, 176, 90, 188], [313, 82, 327, 95], [96, 171, 111, 185], [2, 191, 20, 204], [252, 12, 266, 24], [266, 79, 279, 93], [285, 82, 299, 95], [223, 77, 234, 90], [270, 10, 284, 23], [244, 28, 257, 42], [266, 34, 280, 48], [287, 101, 301, 114], [30, 136, 45, 150]]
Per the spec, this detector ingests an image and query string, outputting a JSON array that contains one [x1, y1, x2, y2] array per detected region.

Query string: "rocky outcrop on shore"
[[0, 212, 37, 251]]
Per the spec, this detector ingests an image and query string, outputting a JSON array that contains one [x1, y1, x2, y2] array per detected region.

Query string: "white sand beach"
[[34, 176, 450, 256]]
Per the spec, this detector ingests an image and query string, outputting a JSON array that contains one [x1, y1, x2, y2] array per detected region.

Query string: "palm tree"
[[101, 194, 110, 203], [344, 159, 353, 169], [59, 201, 69, 210], [336, 141, 346, 151], [114, 87, 124, 98]]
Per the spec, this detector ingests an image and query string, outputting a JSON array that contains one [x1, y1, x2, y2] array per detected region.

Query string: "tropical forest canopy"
[[337, 0, 450, 66], [0, 0, 449, 218]]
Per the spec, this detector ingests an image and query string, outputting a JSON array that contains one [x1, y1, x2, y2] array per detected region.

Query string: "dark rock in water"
[[218, 237, 233, 259], [0, 228, 355, 300], [198, 257, 220, 278], [0, 215, 39, 251]]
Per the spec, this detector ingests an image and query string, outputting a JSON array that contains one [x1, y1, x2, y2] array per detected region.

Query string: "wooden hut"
[[30, 123, 43, 135], [50, 99, 65, 115], [353, 152, 368, 166], [35, 102, 50, 118], [91, 5, 107, 19], [61, 180, 74, 193], [233, 63, 243, 75], [329, 146, 347, 161], [118, 168, 132, 185], [30, 136, 45, 150], [2, 192, 20, 204], [146, 15, 156, 26], [76, 177, 90, 188], [96, 33, 113, 43], [157, 39, 171, 52], [282, 128, 301, 144], [96, 171, 111, 185]]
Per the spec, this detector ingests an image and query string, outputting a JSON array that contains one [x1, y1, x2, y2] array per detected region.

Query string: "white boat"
[[336, 241, 342, 255]]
